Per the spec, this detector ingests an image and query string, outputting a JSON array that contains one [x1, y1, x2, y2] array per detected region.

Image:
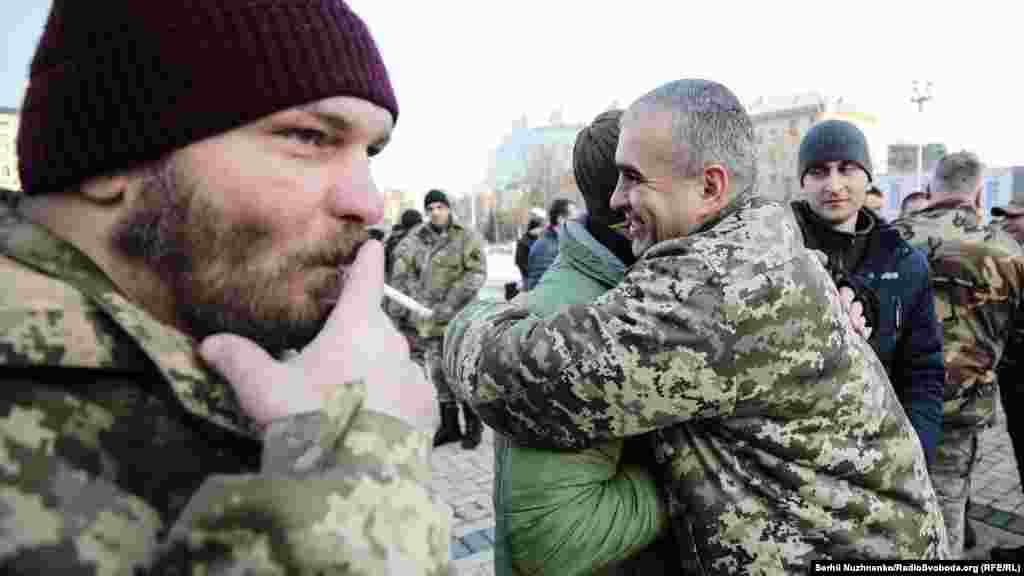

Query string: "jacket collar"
[[0, 202, 258, 438], [557, 216, 627, 289]]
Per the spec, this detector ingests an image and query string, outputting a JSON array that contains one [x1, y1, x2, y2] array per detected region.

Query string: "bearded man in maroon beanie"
[[0, 1, 448, 574]]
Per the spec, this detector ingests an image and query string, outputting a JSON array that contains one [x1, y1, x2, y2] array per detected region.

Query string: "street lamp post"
[[910, 81, 934, 192]]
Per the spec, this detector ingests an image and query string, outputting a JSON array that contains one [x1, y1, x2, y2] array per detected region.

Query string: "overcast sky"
[[4, 1, 1021, 197]]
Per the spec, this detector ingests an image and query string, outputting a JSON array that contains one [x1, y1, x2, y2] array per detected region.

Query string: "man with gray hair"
[[892, 151, 1024, 557], [445, 79, 948, 570]]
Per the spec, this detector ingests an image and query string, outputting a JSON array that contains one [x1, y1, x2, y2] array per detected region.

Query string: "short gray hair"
[[931, 151, 984, 197], [629, 79, 757, 195]]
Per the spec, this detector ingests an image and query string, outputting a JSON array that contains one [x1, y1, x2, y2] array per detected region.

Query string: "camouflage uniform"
[[389, 221, 486, 402], [892, 200, 1024, 558], [385, 228, 427, 369], [445, 194, 949, 572], [0, 200, 451, 574]]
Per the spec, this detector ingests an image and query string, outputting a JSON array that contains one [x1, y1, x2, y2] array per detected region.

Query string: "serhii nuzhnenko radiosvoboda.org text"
[[813, 561, 1023, 574]]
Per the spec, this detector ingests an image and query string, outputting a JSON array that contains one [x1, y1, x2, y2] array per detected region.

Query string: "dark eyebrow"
[[299, 104, 391, 153], [301, 108, 353, 135]]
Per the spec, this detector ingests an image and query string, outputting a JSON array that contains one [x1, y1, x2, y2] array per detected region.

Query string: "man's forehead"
[[619, 110, 681, 172], [619, 108, 673, 152]]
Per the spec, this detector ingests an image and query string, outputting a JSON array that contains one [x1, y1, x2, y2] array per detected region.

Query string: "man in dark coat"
[[790, 120, 945, 468]]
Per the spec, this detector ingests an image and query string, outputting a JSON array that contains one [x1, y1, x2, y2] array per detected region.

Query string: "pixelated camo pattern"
[[388, 221, 486, 339], [446, 195, 949, 571], [0, 201, 451, 574]]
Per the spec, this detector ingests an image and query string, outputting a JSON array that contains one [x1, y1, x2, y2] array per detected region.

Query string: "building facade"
[[488, 117, 584, 214]]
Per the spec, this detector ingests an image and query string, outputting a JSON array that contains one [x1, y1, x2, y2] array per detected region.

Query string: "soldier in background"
[[385, 208, 423, 278], [892, 151, 1024, 558], [445, 78, 948, 571], [385, 208, 427, 366], [0, 1, 447, 573], [390, 189, 488, 449], [865, 184, 887, 221]]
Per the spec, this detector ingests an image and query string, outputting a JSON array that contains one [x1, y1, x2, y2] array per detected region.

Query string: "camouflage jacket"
[[0, 201, 451, 575], [891, 202, 1024, 430], [389, 221, 487, 339], [445, 194, 948, 572]]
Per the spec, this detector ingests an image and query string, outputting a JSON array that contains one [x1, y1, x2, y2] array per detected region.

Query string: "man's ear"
[[80, 173, 129, 206], [703, 164, 730, 209]]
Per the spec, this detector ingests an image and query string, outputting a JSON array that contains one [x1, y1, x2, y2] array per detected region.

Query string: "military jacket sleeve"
[[929, 241, 1024, 428], [895, 249, 945, 464], [0, 369, 451, 575], [445, 219, 850, 450], [433, 230, 487, 324], [385, 234, 419, 323]]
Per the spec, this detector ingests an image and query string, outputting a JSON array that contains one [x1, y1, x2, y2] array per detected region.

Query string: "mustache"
[[294, 228, 368, 270]]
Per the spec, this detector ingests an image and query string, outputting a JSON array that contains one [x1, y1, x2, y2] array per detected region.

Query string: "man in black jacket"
[[514, 216, 544, 288], [791, 120, 945, 467]]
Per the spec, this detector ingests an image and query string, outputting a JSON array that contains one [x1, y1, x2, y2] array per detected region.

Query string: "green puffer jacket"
[[493, 217, 670, 576]]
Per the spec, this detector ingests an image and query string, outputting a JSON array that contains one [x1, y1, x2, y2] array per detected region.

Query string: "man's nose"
[[325, 156, 385, 225], [824, 169, 843, 193], [609, 178, 626, 210]]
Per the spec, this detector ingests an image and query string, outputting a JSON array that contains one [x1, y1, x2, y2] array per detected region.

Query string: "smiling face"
[[609, 106, 716, 256], [801, 160, 870, 233], [110, 95, 393, 353]]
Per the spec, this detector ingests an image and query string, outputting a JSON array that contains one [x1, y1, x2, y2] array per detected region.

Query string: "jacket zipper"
[[895, 297, 902, 331]]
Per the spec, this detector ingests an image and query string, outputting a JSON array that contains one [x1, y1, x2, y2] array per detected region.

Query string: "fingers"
[[850, 301, 864, 322], [199, 334, 279, 387], [199, 333, 292, 426], [321, 240, 386, 337]]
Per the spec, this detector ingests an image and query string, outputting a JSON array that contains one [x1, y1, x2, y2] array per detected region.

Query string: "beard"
[[110, 157, 366, 355]]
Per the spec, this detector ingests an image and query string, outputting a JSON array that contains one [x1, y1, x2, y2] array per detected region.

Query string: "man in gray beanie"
[[790, 119, 945, 473], [0, 1, 448, 573]]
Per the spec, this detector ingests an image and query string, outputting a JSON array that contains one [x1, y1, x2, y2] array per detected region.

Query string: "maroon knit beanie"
[[17, 0, 398, 195]]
